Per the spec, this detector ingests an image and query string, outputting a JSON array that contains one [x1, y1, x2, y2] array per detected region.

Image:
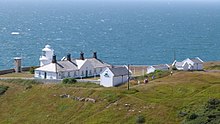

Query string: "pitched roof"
[[109, 67, 129, 76], [35, 60, 78, 72], [151, 64, 170, 69], [35, 63, 57, 72], [190, 58, 203, 64], [57, 60, 78, 71], [87, 58, 111, 68], [72, 59, 86, 69], [175, 62, 184, 67]]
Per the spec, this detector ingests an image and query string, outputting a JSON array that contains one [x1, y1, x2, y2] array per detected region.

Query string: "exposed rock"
[[60, 94, 70, 98], [85, 98, 96, 103]]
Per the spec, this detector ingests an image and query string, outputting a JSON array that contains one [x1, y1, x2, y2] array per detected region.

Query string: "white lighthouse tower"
[[39, 45, 54, 66]]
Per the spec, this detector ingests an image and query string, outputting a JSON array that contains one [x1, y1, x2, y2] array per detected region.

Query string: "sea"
[[0, 1, 220, 70]]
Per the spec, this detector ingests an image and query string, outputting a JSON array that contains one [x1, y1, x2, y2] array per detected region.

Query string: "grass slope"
[[0, 71, 220, 124]]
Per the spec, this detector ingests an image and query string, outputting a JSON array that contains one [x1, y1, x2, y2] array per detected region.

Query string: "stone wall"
[[0, 66, 39, 75]]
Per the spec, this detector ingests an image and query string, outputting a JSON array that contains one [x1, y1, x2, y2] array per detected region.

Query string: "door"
[[44, 72, 47, 79], [86, 70, 88, 77]]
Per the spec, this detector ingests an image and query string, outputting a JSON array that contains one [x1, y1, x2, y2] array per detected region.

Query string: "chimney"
[[67, 53, 71, 61], [52, 55, 57, 63], [93, 52, 97, 59], [80, 52, 84, 60], [14, 57, 22, 73]]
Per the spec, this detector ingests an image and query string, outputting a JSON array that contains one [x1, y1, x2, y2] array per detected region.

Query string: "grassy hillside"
[[0, 71, 220, 124]]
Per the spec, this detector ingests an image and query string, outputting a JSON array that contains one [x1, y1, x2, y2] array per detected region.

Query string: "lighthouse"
[[39, 45, 54, 66]]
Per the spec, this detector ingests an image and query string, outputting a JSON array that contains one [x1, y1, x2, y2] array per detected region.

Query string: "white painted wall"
[[79, 60, 94, 77], [35, 70, 57, 79], [147, 66, 155, 74], [39, 45, 54, 66], [100, 68, 129, 87], [113, 75, 128, 86], [100, 68, 114, 87]]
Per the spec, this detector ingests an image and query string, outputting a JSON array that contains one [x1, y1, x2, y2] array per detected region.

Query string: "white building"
[[35, 46, 111, 79], [172, 57, 204, 71], [100, 67, 130, 87], [147, 64, 170, 74], [39, 45, 54, 66]]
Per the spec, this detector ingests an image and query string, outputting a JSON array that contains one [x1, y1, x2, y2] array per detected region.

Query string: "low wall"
[[0, 69, 15, 75], [35, 79, 62, 84], [35, 78, 100, 84], [0, 66, 39, 75], [76, 79, 100, 84]]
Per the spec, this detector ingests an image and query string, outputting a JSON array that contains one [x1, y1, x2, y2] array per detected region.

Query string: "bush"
[[136, 115, 145, 124], [182, 99, 220, 123], [0, 85, 9, 95], [187, 113, 198, 120], [62, 78, 77, 84], [29, 66, 37, 74]]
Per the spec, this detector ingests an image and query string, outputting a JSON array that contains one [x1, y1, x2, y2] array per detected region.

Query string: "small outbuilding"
[[100, 67, 130, 87], [147, 64, 170, 74], [172, 57, 204, 71]]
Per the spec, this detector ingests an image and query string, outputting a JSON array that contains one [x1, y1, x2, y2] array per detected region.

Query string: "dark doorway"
[[44, 72, 47, 79], [86, 70, 88, 77]]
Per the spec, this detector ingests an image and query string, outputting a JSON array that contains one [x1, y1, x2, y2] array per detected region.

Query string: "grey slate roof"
[[152, 64, 169, 69], [87, 58, 111, 68], [109, 67, 129, 76], [191, 59, 203, 64], [56, 60, 78, 71]]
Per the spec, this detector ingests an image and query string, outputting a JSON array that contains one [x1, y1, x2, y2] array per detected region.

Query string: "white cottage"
[[147, 64, 170, 74], [100, 67, 130, 87], [172, 57, 204, 71], [35, 46, 111, 79]]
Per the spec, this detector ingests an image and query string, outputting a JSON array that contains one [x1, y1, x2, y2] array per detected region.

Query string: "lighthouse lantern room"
[[39, 45, 54, 66]]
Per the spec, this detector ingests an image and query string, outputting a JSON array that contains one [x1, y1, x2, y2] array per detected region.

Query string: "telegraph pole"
[[173, 49, 176, 61], [127, 64, 130, 90]]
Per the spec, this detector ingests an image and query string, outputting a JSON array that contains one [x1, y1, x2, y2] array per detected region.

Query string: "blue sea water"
[[0, 1, 220, 70]]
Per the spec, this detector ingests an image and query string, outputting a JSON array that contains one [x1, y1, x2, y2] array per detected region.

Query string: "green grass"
[[0, 71, 219, 124], [0, 85, 9, 95], [205, 65, 220, 70], [4, 79, 40, 84], [0, 72, 34, 78]]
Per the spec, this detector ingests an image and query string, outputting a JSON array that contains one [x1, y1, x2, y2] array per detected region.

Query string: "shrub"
[[136, 115, 145, 124], [62, 78, 77, 84], [29, 66, 37, 74], [172, 66, 177, 70], [182, 99, 220, 123], [187, 113, 198, 120], [206, 98, 220, 110], [0, 85, 9, 95]]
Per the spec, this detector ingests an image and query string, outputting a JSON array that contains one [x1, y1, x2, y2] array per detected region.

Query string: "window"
[[89, 70, 92, 75], [100, 68, 102, 72], [61, 72, 65, 78], [68, 72, 70, 77], [38, 71, 41, 77], [81, 71, 84, 76], [42, 51, 46, 56], [94, 69, 97, 74]]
